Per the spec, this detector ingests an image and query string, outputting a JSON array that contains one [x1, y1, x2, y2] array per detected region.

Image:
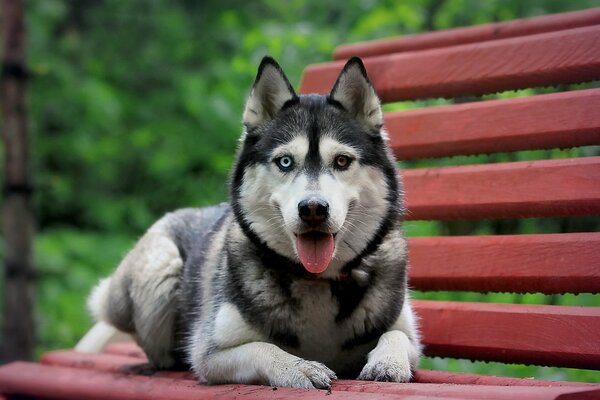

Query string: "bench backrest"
[[300, 8, 600, 371]]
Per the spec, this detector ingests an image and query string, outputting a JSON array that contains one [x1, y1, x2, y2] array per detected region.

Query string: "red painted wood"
[[0, 362, 454, 400], [42, 350, 144, 373], [1, 362, 596, 400], [332, 380, 595, 400], [43, 349, 598, 389], [414, 300, 600, 369], [385, 89, 600, 160], [41, 350, 195, 380], [412, 370, 597, 388], [402, 157, 600, 220], [104, 341, 147, 360], [300, 26, 600, 102], [334, 8, 600, 59], [407, 232, 600, 294]]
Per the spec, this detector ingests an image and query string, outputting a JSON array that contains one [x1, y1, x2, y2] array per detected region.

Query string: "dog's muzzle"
[[295, 196, 335, 274]]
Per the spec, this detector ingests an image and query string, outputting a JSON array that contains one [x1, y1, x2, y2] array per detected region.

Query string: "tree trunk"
[[1, 0, 35, 362]]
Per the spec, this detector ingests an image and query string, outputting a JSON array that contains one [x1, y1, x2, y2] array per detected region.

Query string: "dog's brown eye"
[[334, 155, 352, 170]]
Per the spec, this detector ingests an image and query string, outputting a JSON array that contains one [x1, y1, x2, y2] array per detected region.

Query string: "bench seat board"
[[408, 232, 600, 294], [102, 341, 147, 359], [301, 26, 600, 102], [1, 360, 597, 400], [415, 301, 600, 369], [402, 156, 600, 220], [0, 362, 407, 400], [385, 88, 600, 159], [40, 348, 598, 388], [334, 8, 600, 59]]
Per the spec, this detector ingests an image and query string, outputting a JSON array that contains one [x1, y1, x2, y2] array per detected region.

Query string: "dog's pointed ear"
[[329, 57, 383, 129], [243, 57, 298, 129]]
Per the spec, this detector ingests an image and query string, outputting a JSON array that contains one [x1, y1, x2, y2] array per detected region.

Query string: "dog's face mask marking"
[[267, 137, 363, 274], [233, 57, 398, 277]]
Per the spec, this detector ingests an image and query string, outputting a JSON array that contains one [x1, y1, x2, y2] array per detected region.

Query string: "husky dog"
[[87, 56, 421, 389]]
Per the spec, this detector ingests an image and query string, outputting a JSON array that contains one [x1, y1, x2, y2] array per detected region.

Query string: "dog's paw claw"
[[301, 360, 337, 389], [270, 359, 336, 389], [358, 359, 412, 383]]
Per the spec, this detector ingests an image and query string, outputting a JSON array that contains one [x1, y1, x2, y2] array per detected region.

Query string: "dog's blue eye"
[[276, 156, 294, 171]]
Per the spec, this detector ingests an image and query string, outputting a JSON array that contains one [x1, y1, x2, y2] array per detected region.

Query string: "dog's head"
[[231, 57, 402, 277]]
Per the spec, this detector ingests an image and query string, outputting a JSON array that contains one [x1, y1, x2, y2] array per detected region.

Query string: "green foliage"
[[8, 0, 599, 382], [35, 229, 134, 357]]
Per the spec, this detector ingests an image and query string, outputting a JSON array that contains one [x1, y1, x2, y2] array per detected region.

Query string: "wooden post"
[[1, 0, 35, 362]]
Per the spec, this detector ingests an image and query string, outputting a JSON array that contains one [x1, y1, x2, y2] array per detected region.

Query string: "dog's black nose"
[[298, 198, 329, 224]]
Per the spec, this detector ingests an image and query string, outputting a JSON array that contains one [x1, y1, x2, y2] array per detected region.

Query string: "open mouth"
[[295, 231, 336, 274]]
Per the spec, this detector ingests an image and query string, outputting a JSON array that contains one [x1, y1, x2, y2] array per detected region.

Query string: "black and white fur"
[[87, 57, 421, 389]]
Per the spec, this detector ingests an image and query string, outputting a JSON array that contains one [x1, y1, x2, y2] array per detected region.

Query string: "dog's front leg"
[[358, 295, 422, 382], [199, 342, 336, 389], [190, 302, 336, 389]]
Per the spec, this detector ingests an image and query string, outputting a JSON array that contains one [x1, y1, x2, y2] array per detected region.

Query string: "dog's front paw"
[[358, 330, 419, 383], [358, 357, 412, 383], [268, 358, 337, 389]]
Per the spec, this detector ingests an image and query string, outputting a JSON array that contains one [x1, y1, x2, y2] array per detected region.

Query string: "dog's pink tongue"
[[296, 233, 335, 274]]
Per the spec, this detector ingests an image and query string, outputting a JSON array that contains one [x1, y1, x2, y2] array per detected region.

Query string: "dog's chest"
[[288, 280, 339, 351], [281, 280, 374, 373]]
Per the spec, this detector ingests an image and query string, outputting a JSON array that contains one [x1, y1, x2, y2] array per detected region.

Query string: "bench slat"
[[301, 26, 600, 102], [412, 370, 597, 388], [402, 156, 600, 220], [0, 361, 594, 400], [331, 380, 597, 399], [42, 350, 194, 380], [103, 341, 147, 359], [334, 8, 600, 59], [0, 362, 403, 400], [408, 233, 600, 294], [415, 300, 600, 369], [42, 349, 597, 389], [386, 89, 600, 160]]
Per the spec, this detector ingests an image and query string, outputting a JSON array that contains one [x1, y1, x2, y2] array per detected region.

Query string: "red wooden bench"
[[2, 7, 600, 399]]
